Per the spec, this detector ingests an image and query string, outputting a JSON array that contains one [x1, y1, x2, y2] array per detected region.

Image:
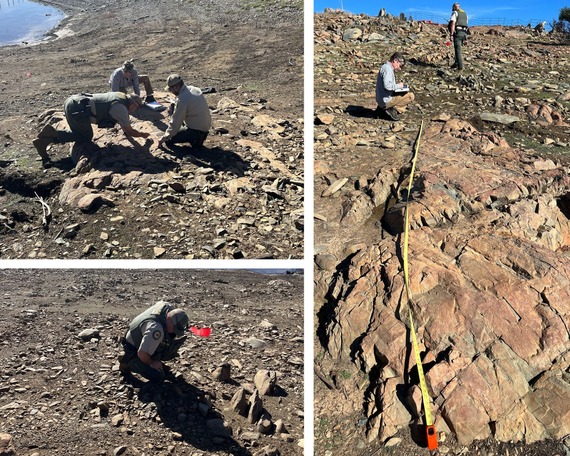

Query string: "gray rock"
[[254, 369, 277, 396], [212, 363, 231, 381], [480, 112, 520, 124], [342, 27, 363, 41], [230, 388, 249, 416], [248, 389, 263, 423], [78, 328, 100, 341]]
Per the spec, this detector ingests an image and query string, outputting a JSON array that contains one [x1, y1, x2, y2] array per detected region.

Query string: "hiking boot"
[[385, 107, 400, 121], [37, 124, 58, 139], [33, 137, 53, 161], [145, 94, 156, 103]]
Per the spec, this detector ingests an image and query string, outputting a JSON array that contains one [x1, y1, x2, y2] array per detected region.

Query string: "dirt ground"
[[0, 268, 304, 455], [0, 0, 304, 259]]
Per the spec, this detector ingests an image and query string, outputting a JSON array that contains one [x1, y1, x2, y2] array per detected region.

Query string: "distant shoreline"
[[0, 0, 69, 47]]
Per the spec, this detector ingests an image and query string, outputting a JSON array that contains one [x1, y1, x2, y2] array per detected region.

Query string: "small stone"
[[78, 329, 100, 341], [212, 363, 231, 381]]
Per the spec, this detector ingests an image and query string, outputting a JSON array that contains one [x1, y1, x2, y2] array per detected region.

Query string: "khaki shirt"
[[126, 320, 164, 355], [163, 84, 211, 141]]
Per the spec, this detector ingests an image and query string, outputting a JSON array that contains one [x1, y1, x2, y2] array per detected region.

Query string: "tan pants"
[[116, 75, 153, 95], [137, 75, 153, 95], [386, 92, 415, 112]]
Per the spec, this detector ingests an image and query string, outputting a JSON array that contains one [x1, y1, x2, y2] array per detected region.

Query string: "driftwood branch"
[[35, 192, 52, 230]]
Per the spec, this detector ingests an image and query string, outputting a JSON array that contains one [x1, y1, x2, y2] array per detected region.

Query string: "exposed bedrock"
[[315, 120, 570, 446]]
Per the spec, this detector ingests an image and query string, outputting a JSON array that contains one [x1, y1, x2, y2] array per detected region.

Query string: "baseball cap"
[[165, 74, 183, 90], [169, 309, 189, 337], [122, 60, 135, 71]]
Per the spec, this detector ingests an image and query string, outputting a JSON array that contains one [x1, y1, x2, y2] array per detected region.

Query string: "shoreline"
[[0, 0, 72, 48]]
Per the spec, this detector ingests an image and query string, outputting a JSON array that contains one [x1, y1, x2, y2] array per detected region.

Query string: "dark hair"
[[389, 52, 405, 64], [122, 61, 134, 71]]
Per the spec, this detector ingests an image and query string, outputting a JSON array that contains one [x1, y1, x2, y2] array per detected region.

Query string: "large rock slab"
[[316, 120, 570, 445]]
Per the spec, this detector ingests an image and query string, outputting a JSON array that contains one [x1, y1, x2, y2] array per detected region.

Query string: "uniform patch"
[[152, 330, 162, 340]]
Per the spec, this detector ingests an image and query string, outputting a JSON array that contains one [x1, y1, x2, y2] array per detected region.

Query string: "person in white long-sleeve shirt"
[[375, 52, 415, 121], [158, 74, 212, 149]]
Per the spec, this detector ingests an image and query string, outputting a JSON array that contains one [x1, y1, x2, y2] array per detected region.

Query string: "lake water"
[[0, 0, 65, 46]]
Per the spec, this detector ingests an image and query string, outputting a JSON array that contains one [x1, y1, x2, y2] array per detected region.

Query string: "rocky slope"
[[0, 269, 304, 456], [314, 10, 570, 456], [0, 0, 303, 259]]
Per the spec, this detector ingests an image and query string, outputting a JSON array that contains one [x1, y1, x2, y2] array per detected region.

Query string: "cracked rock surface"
[[314, 9, 570, 456]]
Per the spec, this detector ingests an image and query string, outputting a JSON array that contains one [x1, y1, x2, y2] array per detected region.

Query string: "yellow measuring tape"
[[402, 120, 438, 450]]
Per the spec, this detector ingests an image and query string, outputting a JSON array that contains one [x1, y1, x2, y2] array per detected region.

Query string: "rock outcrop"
[[316, 120, 570, 446]]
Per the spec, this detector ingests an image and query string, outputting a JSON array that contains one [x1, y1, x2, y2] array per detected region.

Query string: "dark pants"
[[453, 31, 467, 69], [121, 339, 165, 384], [59, 95, 94, 143], [166, 127, 209, 148]]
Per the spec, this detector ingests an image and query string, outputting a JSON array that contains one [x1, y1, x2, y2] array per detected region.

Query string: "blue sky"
[[314, 1, 568, 27]]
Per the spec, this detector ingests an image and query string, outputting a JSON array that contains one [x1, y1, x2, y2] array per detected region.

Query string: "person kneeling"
[[119, 301, 189, 384], [375, 52, 415, 121], [158, 74, 211, 150]]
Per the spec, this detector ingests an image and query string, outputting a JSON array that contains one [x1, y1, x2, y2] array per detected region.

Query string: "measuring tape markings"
[[402, 120, 438, 450]]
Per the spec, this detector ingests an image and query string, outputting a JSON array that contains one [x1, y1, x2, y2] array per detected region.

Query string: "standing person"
[[119, 301, 190, 384], [158, 74, 212, 149], [448, 3, 469, 70], [375, 52, 415, 121], [33, 92, 149, 166], [109, 60, 156, 103]]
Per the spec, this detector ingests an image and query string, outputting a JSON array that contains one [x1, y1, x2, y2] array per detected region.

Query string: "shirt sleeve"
[[381, 66, 398, 92], [131, 69, 140, 96], [109, 104, 131, 128], [138, 321, 164, 356], [109, 69, 122, 92], [162, 97, 189, 141]]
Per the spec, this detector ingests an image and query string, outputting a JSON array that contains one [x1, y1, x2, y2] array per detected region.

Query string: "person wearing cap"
[[448, 3, 469, 70], [375, 52, 415, 121], [119, 301, 190, 384], [158, 74, 211, 149], [109, 60, 155, 103], [33, 92, 149, 166]]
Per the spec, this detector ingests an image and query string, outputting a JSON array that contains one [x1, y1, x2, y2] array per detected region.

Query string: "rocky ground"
[[0, 269, 304, 456], [314, 10, 570, 456], [0, 0, 303, 259]]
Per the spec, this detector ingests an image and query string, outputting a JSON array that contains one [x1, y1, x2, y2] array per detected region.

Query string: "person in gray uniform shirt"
[[119, 301, 190, 384], [109, 60, 155, 102], [158, 74, 212, 149], [33, 92, 149, 167]]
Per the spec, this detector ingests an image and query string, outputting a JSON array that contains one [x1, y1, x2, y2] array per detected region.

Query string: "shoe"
[[385, 107, 400, 121], [37, 124, 58, 139], [33, 137, 53, 161], [145, 94, 156, 103]]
